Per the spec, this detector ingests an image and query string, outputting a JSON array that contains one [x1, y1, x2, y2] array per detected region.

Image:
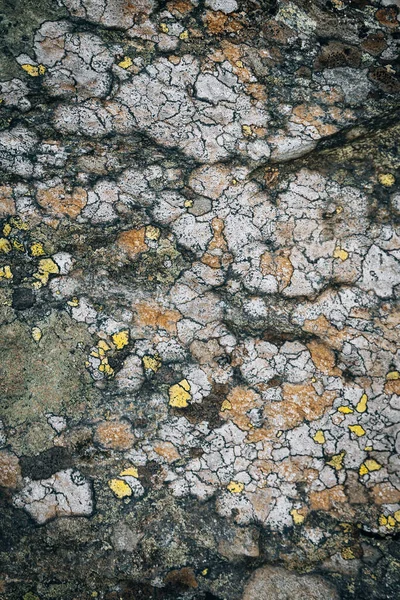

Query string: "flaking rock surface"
[[0, 1, 400, 599]]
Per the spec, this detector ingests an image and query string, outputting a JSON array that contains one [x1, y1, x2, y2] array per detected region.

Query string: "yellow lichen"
[[184, 199, 193, 207], [31, 327, 42, 342], [333, 247, 349, 261], [348, 425, 366, 437], [242, 125, 253, 137], [179, 30, 189, 40], [387, 371, 400, 380], [108, 478, 132, 498], [364, 459, 382, 472], [9, 217, 28, 230], [13, 239, 24, 252], [160, 23, 169, 33], [313, 430, 325, 444], [0, 265, 12, 279], [143, 354, 162, 372], [112, 330, 129, 350], [378, 173, 395, 187], [356, 393, 367, 413], [120, 467, 138, 478], [290, 508, 305, 525], [67, 297, 79, 307], [98, 340, 111, 352], [21, 64, 46, 76], [118, 56, 133, 69], [327, 450, 345, 470], [33, 258, 59, 287], [227, 481, 244, 494], [394, 510, 400, 523], [30, 242, 45, 257], [201, 568, 208, 576], [359, 459, 382, 475], [3, 223, 11, 236], [221, 400, 232, 411], [169, 379, 191, 408], [0, 238, 12, 254], [145, 225, 160, 240], [338, 405, 354, 414], [341, 547, 356, 560]]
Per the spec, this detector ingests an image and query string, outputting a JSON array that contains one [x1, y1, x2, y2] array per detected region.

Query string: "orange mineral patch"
[[117, 228, 148, 259], [307, 339, 341, 376], [37, 185, 87, 219], [154, 441, 181, 463], [0, 450, 21, 489], [95, 420, 135, 451], [260, 249, 293, 291], [0, 186, 15, 218], [134, 301, 181, 333], [309, 485, 348, 512], [267, 383, 336, 432]]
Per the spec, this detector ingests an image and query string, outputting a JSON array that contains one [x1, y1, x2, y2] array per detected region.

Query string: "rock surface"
[[0, 0, 400, 599]]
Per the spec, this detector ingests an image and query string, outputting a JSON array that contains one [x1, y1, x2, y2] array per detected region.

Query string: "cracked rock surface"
[[0, 1, 400, 599]]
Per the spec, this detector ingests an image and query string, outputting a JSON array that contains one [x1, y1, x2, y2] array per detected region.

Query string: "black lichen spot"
[[12, 287, 35, 310], [20, 446, 73, 480]]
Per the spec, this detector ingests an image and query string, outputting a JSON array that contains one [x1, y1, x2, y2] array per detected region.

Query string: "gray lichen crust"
[[0, 1, 400, 599]]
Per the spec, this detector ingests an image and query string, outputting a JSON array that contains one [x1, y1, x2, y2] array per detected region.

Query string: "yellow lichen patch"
[[21, 64, 46, 76], [201, 569, 208, 576], [13, 239, 24, 252], [184, 199, 193, 207], [221, 399, 232, 411], [0, 265, 12, 279], [9, 216, 28, 230], [145, 225, 160, 240], [112, 330, 129, 350], [99, 360, 114, 378], [341, 547, 357, 560], [378, 173, 395, 187], [118, 56, 133, 69], [242, 124, 253, 137], [313, 430, 326, 444], [327, 450, 345, 471], [3, 223, 11, 236], [108, 478, 132, 499], [143, 354, 162, 372], [356, 393, 368, 413], [30, 242, 45, 257], [31, 327, 42, 342], [179, 30, 189, 40], [338, 405, 354, 414], [348, 424, 366, 437], [359, 459, 382, 476], [169, 379, 191, 408], [395, 510, 400, 523], [386, 370, 400, 380], [290, 508, 305, 525], [160, 22, 169, 32], [0, 238, 12, 253], [33, 258, 59, 287], [98, 339, 111, 352], [67, 297, 79, 307], [120, 466, 138, 478], [227, 481, 244, 494], [333, 246, 349, 261]]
